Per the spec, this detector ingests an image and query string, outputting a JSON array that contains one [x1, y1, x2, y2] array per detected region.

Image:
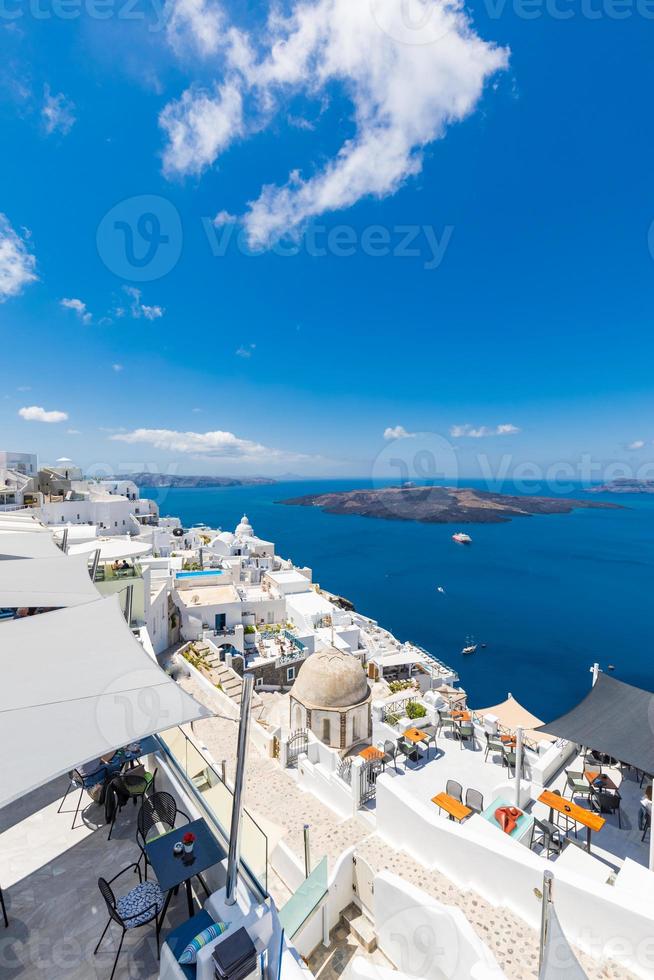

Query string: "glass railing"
[[156, 727, 268, 896], [95, 562, 142, 582], [278, 856, 328, 938]]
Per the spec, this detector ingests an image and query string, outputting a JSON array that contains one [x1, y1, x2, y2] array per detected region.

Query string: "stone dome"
[[291, 648, 370, 709], [235, 514, 253, 538]]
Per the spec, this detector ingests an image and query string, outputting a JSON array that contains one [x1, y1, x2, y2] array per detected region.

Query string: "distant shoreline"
[[587, 479, 654, 495], [278, 485, 623, 525], [117, 473, 277, 488]]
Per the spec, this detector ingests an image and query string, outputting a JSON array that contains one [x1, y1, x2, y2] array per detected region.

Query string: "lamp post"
[[225, 674, 254, 905], [514, 726, 524, 807]]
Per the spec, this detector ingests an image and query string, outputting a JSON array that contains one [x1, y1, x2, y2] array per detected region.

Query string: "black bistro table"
[[146, 818, 225, 933]]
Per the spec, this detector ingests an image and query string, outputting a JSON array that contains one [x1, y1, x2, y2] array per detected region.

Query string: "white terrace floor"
[[0, 775, 207, 980]]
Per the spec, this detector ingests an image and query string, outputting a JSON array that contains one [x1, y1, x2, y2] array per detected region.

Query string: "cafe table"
[[538, 790, 605, 853], [584, 771, 619, 793], [359, 746, 384, 763], [146, 817, 226, 933], [431, 792, 472, 823], [404, 727, 428, 744]]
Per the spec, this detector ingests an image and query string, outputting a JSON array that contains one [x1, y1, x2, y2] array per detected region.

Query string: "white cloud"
[[236, 343, 255, 358], [383, 425, 416, 440], [112, 363, 124, 372], [166, 0, 225, 56], [19, 405, 69, 423], [450, 423, 520, 438], [123, 286, 165, 320], [0, 214, 37, 302], [61, 297, 92, 324], [66, 428, 81, 435], [160, 0, 508, 245], [17, 385, 31, 392], [628, 440, 645, 450], [110, 426, 308, 461], [42, 85, 76, 136]]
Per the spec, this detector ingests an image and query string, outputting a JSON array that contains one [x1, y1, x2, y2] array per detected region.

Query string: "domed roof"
[[291, 648, 370, 709], [217, 531, 235, 544], [235, 514, 253, 537]]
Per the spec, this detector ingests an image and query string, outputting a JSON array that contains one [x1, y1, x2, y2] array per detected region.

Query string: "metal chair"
[[136, 791, 190, 878], [436, 710, 458, 739], [484, 731, 505, 763], [530, 818, 564, 858], [593, 791, 622, 827], [640, 807, 650, 842], [550, 788, 574, 835], [106, 768, 157, 841], [95, 863, 164, 980], [398, 738, 418, 765], [382, 740, 400, 772], [446, 779, 463, 802], [457, 723, 476, 751], [502, 747, 516, 776], [422, 725, 438, 757], [58, 764, 107, 830], [564, 770, 592, 803], [465, 788, 484, 815]]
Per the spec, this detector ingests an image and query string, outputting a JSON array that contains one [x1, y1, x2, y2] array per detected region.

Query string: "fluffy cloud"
[[42, 85, 76, 136], [112, 363, 124, 372], [0, 214, 37, 301], [236, 343, 255, 358], [628, 440, 645, 450], [160, 0, 508, 245], [110, 427, 308, 461], [19, 405, 68, 423], [450, 423, 520, 438], [61, 297, 92, 324], [383, 425, 416, 440], [123, 286, 164, 320]]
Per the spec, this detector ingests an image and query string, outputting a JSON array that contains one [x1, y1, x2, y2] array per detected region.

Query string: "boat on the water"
[[462, 634, 477, 655], [452, 532, 472, 545]]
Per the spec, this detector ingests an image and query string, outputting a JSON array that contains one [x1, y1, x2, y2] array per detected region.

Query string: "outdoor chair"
[[423, 725, 438, 757], [465, 788, 484, 815], [592, 791, 622, 828], [502, 747, 517, 776], [446, 779, 463, 802], [564, 770, 592, 803], [484, 731, 505, 764], [382, 739, 400, 773], [436, 710, 458, 740], [530, 818, 564, 859], [95, 863, 164, 980], [398, 738, 418, 765], [106, 768, 157, 841], [137, 791, 190, 879], [550, 789, 574, 836], [640, 808, 650, 842], [58, 764, 107, 830], [457, 723, 476, 751]]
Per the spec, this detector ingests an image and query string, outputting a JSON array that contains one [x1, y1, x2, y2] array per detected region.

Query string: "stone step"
[[341, 905, 377, 954]]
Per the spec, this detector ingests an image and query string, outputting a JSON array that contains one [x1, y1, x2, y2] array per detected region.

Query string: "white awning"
[[0, 532, 64, 560], [0, 513, 50, 533], [0, 554, 100, 608], [68, 537, 152, 561], [0, 596, 212, 807], [376, 651, 424, 668]]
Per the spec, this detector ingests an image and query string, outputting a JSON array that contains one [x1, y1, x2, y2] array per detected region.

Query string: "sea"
[[142, 479, 654, 721]]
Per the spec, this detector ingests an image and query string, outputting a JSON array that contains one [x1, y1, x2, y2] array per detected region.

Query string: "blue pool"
[[175, 570, 223, 579]]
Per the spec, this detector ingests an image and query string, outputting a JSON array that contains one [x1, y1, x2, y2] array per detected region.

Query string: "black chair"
[[640, 807, 650, 842], [1, 886, 7, 928], [484, 731, 505, 763], [382, 739, 400, 773], [107, 768, 157, 841], [465, 788, 484, 815], [593, 791, 622, 828], [137, 791, 190, 878], [530, 818, 564, 858], [95, 863, 164, 980], [58, 765, 107, 830], [446, 779, 463, 802]]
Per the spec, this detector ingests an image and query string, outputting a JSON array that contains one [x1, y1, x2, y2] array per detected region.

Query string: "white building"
[[0, 451, 38, 476]]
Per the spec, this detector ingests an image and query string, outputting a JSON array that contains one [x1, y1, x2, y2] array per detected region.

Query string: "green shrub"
[[405, 700, 427, 720], [244, 625, 256, 634]]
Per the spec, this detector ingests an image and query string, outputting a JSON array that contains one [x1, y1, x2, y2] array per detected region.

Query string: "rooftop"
[[175, 582, 240, 607]]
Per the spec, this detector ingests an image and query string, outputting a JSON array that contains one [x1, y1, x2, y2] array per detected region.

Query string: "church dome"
[[235, 514, 253, 537], [291, 648, 370, 709]]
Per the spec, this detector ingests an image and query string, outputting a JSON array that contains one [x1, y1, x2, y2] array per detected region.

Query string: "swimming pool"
[[175, 569, 224, 579]]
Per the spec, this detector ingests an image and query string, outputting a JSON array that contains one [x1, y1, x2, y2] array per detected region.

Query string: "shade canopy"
[[475, 694, 554, 744], [536, 673, 654, 774], [0, 531, 64, 560], [0, 596, 211, 807], [0, 554, 99, 608], [68, 537, 152, 561]]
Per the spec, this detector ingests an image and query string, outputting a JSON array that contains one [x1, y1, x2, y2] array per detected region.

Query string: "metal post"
[[539, 870, 554, 972], [514, 726, 524, 806], [591, 662, 600, 686], [124, 584, 133, 626], [60, 527, 68, 553], [199, 547, 204, 570], [225, 674, 254, 906], [303, 824, 311, 878], [221, 759, 227, 785], [90, 548, 101, 582]]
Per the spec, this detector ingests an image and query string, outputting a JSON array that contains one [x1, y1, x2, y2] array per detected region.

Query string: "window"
[[321, 718, 331, 743], [286, 666, 296, 683], [255, 677, 263, 689]]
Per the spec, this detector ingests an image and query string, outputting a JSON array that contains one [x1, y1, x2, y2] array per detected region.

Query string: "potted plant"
[[182, 831, 196, 855]]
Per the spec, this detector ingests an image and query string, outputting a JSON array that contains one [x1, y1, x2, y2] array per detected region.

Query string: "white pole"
[[539, 870, 554, 972], [515, 726, 524, 806], [591, 662, 600, 686]]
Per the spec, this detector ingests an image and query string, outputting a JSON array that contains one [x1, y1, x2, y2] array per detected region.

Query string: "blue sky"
[[1, 0, 653, 479]]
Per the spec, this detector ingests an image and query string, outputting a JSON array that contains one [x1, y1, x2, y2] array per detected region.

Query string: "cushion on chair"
[[179, 921, 229, 965], [164, 910, 215, 980], [116, 880, 164, 928]]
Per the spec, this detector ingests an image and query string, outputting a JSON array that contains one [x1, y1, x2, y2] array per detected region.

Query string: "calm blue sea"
[[143, 480, 654, 720]]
